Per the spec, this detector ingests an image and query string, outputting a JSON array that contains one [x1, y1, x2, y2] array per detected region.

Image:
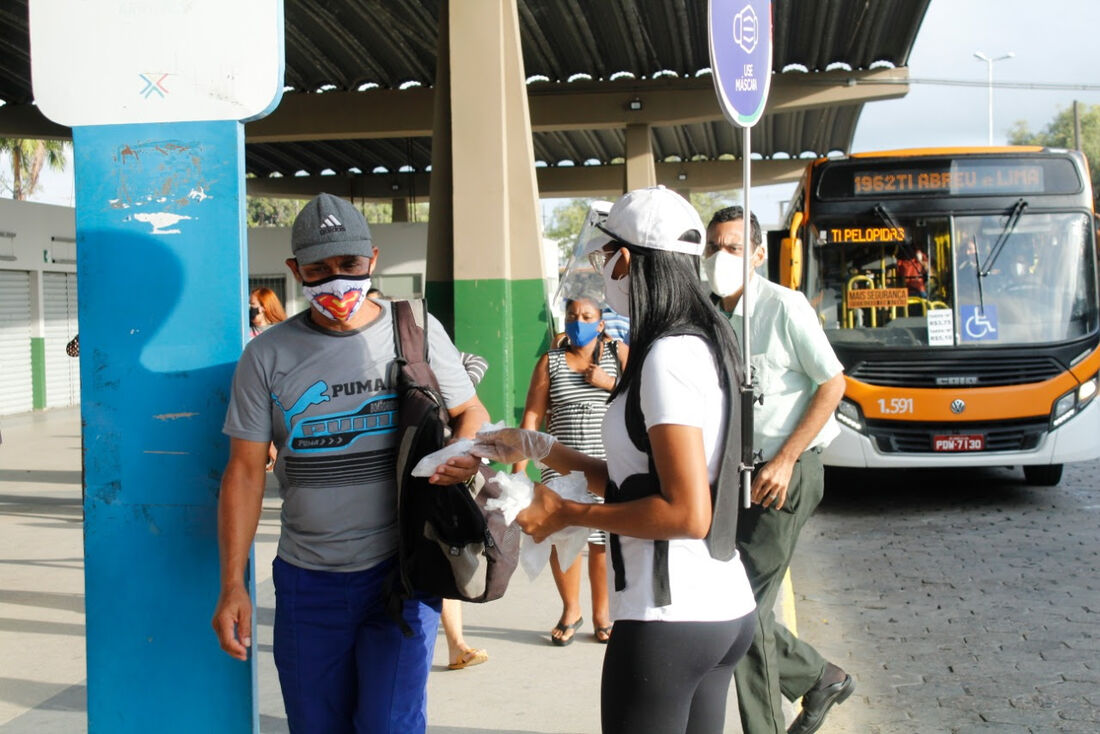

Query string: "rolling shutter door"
[[0, 270, 33, 415], [43, 272, 80, 408]]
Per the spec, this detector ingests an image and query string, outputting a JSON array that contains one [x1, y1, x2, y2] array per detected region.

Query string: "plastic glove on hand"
[[472, 428, 556, 465]]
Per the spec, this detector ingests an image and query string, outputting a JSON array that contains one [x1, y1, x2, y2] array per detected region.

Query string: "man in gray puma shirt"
[[212, 193, 489, 734]]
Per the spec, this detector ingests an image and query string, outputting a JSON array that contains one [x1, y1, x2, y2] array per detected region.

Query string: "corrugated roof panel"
[[0, 0, 929, 185], [0, 1, 31, 104], [247, 137, 433, 177]]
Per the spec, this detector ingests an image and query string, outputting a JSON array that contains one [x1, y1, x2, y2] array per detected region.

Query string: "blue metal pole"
[[73, 120, 256, 733]]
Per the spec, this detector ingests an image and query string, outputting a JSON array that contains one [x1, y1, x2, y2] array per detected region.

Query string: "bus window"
[[953, 213, 1097, 344], [808, 216, 951, 346], [808, 212, 1098, 348]]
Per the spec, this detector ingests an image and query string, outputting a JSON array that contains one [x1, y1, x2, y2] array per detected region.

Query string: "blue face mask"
[[565, 319, 601, 347]]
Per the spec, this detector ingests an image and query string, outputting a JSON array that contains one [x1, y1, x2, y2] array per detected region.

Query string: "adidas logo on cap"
[[319, 214, 345, 234]]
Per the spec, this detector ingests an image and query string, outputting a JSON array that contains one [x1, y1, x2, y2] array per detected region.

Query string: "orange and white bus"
[[771, 147, 1100, 485]]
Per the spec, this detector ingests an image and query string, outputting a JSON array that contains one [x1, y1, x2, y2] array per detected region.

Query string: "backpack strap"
[[609, 329, 742, 606], [392, 299, 430, 367]]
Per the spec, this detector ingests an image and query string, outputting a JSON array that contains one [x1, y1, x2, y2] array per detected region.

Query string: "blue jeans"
[[272, 556, 441, 734]]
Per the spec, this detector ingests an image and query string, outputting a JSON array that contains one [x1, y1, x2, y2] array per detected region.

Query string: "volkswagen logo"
[[950, 399, 966, 414]]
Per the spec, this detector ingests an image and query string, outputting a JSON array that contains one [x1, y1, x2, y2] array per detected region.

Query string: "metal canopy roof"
[[1, 0, 930, 187]]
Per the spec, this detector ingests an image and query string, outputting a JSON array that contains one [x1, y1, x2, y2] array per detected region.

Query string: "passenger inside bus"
[[894, 243, 928, 298], [955, 235, 979, 278]]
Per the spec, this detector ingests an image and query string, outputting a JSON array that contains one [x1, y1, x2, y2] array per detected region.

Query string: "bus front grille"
[[849, 356, 1064, 388], [865, 418, 1048, 453]]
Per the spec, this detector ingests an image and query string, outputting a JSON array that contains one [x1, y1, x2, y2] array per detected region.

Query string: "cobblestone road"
[[791, 461, 1100, 733]]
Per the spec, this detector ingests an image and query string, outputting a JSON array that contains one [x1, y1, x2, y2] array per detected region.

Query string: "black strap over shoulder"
[[609, 328, 743, 607]]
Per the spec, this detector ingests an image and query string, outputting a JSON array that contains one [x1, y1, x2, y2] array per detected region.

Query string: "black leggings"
[[601, 613, 756, 734]]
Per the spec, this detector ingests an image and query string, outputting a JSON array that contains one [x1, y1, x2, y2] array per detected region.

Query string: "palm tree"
[[0, 138, 68, 200]]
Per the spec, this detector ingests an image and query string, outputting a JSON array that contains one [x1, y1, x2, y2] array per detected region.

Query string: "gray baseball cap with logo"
[[291, 193, 373, 265]]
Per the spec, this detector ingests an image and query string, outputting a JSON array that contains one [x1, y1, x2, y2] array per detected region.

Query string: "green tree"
[[1009, 103, 1100, 197], [690, 189, 741, 228], [247, 196, 307, 226], [245, 196, 430, 227], [542, 189, 742, 268], [0, 138, 67, 200], [543, 198, 594, 264]]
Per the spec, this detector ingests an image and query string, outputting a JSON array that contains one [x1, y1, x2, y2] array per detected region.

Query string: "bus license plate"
[[933, 434, 984, 452]]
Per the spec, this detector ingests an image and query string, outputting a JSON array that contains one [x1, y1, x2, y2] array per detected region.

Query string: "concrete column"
[[391, 197, 409, 222], [625, 122, 656, 191], [428, 0, 548, 423]]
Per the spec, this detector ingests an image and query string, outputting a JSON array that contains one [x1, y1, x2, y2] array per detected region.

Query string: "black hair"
[[708, 206, 762, 247], [609, 243, 742, 404]]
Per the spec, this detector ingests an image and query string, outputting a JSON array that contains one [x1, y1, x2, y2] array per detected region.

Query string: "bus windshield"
[[806, 211, 1098, 348]]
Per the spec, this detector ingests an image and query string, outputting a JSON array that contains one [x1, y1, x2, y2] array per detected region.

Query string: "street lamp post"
[[973, 50, 1014, 146]]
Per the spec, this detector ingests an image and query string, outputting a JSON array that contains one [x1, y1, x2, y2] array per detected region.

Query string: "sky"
[[25, 0, 1100, 222]]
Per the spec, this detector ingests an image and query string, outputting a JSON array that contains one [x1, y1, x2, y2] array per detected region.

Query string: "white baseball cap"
[[581, 186, 705, 257]]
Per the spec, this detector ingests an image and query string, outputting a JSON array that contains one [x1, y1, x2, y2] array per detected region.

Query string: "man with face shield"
[[213, 193, 489, 733], [703, 206, 851, 734]]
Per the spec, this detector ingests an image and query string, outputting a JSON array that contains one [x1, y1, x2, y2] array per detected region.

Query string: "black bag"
[[388, 300, 518, 617]]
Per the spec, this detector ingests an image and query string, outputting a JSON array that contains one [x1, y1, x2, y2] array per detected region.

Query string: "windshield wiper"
[[873, 202, 904, 233], [973, 236, 986, 313], [980, 198, 1028, 278]]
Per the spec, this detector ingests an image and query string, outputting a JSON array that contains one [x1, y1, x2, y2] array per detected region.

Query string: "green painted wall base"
[[30, 337, 45, 410], [424, 280, 455, 336], [436, 277, 549, 425]]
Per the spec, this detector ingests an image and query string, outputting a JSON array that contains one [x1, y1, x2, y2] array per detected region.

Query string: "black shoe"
[[786, 667, 855, 734]]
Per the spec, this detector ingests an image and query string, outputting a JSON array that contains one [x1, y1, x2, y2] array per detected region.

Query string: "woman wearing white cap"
[[475, 187, 757, 734]]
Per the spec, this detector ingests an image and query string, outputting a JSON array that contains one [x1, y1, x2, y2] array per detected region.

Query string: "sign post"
[[708, 0, 773, 508], [30, 2, 283, 731]]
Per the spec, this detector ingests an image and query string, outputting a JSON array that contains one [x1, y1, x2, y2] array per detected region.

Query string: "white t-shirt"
[[602, 335, 756, 622]]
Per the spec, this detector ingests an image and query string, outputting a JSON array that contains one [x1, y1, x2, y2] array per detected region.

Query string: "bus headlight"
[[1052, 390, 1076, 427], [836, 398, 864, 432], [1078, 375, 1098, 404], [1052, 374, 1099, 428]]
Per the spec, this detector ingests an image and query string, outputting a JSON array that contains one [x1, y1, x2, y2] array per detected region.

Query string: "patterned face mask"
[[301, 273, 372, 322]]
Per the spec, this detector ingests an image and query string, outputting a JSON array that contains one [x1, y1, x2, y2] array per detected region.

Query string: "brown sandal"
[[448, 648, 488, 670]]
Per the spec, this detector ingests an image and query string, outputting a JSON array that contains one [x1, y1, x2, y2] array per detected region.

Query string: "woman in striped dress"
[[517, 297, 628, 645]]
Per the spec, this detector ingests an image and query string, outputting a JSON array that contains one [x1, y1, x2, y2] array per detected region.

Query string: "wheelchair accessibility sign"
[[960, 305, 999, 342]]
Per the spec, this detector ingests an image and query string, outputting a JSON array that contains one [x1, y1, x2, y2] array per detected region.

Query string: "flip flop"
[[595, 625, 613, 644], [551, 616, 584, 646], [447, 648, 488, 670]]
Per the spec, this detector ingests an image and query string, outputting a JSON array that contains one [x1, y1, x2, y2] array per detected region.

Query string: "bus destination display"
[[852, 164, 1044, 196]]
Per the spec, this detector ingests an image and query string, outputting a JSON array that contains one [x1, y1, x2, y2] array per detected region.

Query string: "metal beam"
[[245, 158, 809, 200], [0, 68, 908, 141]]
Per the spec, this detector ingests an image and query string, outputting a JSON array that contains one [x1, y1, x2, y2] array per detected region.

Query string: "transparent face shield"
[[547, 200, 613, 336]]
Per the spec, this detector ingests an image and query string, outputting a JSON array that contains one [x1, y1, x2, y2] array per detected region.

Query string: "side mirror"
[[780, 238, 802, 289], [766, 230, 784, 282], [779, 212, 804, 289]]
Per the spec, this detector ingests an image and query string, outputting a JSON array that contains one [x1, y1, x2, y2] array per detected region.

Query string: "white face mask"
[[301, 273, 372, 322], [702, 250, 744, 298], [601, 250, 631, 316]]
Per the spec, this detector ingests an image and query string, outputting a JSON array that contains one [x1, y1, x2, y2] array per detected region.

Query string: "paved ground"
[[791, 464, 1100, 733], [0, 407, 775, 734], [2, 407, 1098, 732]]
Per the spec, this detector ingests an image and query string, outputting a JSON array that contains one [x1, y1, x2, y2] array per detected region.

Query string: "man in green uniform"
[[704, 206, 851, 734]]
